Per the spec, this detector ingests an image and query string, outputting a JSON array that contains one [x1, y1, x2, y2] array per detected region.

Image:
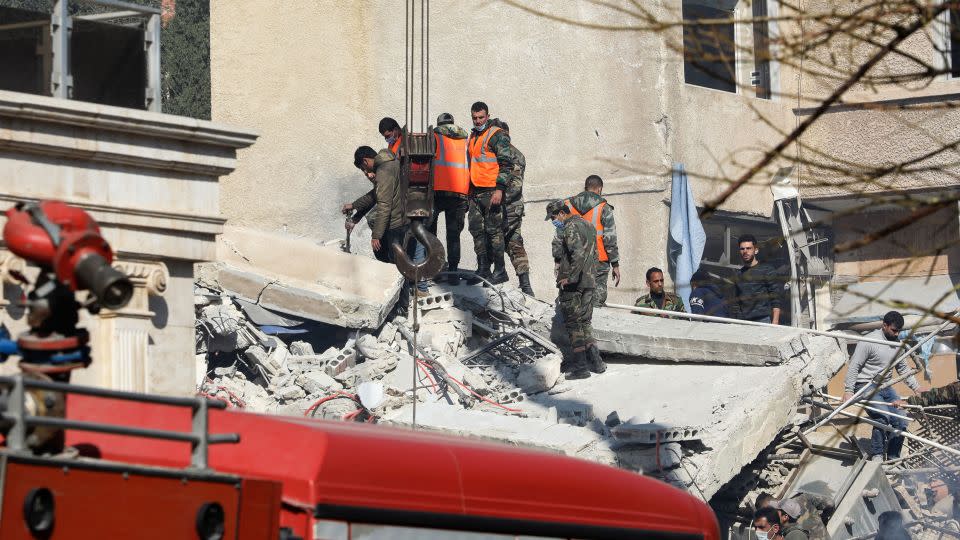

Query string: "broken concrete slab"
[[525, 332, 846, 499], [297, 370, 343, 394], [586, 308, 824, 366], [385, 401, 608, 459], [199, 301, 256, 352], [334, 355, 401, 388], [197, 226, 404, 329]]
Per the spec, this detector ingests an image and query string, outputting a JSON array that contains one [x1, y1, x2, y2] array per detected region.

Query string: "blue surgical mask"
[[552, 219, 564, 230], [386, 135, 398, 146], [474, 122, 487, 132], [755, 532, 769, 540]]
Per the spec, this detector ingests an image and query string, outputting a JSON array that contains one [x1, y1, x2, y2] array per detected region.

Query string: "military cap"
[[545, 200, 569, 220], [436, 112, 455, 125], [771, 498, 803, 520]]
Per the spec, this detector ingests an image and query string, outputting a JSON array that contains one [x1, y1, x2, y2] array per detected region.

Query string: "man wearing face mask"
[[753, 507, 784, 540], [547, 199, 605, 379], [466, 101, 514, 286], [842, 310, 928, 461], [379, 117, 402, 155]]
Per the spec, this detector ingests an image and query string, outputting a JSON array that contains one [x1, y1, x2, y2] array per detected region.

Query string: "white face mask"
[[755, 531, 769, 540]]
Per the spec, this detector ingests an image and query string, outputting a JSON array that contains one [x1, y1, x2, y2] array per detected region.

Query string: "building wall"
[[210, 1, 796, 302], [0, 90, 256, 396]]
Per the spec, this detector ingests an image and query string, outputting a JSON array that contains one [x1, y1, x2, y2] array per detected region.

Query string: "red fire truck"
[[58, 391, 720, 540], [0, 201, 719, 539]]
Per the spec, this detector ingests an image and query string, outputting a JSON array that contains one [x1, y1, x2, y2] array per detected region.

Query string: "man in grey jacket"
[[842, 310, 927, 461]]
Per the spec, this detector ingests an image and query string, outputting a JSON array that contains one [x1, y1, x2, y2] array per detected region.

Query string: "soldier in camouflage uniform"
[[757, 492, 830, 540], [635, 267, 686, 315], [547, 199, 606, 379], [491, 119, 533, 296], [555, 175, 620, 306], [466, 102, 513, 286]]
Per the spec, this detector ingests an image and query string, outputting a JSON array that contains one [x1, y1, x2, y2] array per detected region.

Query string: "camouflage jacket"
[[469, 124, 514, 190], [634, 291, 686, 313], [792, 493, 830, 540], [503, 144, 525, 204], [556, 215, 598, 290], [566, 191, 618, 265], [908, 381, 960, 407], [349, 149, 404, 240]]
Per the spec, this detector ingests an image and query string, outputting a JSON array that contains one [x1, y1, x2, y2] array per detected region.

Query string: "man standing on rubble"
[[489, 120, 534, 296], [732, 234, 781, 324], [430, 113, 470, 285], [466, 102, 513, 286], [842, 310, 927, 461], [555, 175, 620, 306], [547, 200, 606, 379], [635, 267, 685, 315], [343, 145, 407, 263]]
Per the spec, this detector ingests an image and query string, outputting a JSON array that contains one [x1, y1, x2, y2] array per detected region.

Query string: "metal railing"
[[0, 374, 239, 470]]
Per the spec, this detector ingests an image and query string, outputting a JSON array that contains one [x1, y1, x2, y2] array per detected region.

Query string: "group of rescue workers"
[[341, 101, 782, 380]]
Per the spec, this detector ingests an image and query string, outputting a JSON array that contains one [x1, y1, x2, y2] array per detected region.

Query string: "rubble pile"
[[195, 253, 849, 504]]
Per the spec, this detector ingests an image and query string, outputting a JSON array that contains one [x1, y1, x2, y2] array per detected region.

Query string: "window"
[[751, 0, 772, 99], [951, 6, 959, 78], [682, 0, 738, 92]]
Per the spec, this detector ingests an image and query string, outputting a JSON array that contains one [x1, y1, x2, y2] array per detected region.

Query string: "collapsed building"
[[190, 227, 960, 538]]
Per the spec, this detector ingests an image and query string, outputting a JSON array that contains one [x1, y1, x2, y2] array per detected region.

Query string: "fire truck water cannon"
[[2, 201, 133, 372]]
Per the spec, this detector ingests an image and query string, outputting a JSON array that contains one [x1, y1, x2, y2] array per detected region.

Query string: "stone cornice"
[[0, 194, 225, 235], [0, 90, 258, 176], [0, 90, 258, 149]]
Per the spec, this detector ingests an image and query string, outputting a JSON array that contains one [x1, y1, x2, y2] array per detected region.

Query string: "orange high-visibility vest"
[[565, 199, 609, 262], [468, 126, 502, 188], [389, 136, 401, 155], [433, 133, 470, 195]]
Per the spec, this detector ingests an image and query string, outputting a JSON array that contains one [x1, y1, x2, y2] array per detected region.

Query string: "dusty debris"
[[195, 265, 857, 511]]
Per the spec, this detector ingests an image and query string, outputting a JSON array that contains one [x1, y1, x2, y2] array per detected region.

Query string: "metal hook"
[[392, 220, 446, 281]]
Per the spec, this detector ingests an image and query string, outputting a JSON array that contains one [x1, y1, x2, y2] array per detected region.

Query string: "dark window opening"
[[71, 18, 146, 110], [682, 0, 737, 93], [0, 7, 48, 96], [0, 5, 148, 111], [752, 0, 771, 99], [951, 6, 959, 78]]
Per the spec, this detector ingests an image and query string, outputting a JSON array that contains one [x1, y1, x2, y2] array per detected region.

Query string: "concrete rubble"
[[195, 257, 851, 505]]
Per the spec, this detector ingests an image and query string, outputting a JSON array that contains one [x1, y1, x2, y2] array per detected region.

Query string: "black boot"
[[445, 266, 461, 286], [564, 350, 591, 380], [488, 254, 508, 285], [518, 272, 534, 297], [586, 344, 607, 374], [465, 256, 489, 285]]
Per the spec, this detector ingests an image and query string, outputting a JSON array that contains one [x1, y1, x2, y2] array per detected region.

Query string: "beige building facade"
[[0, 90, 256, 396], [211, 2, 958, 326]]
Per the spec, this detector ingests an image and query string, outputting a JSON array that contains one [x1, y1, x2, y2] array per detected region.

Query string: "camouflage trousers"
[[502, 200, 529, 274], [594, 262, 610, 306], [557, 288, 595, 350], [467, 188, 505, 265]]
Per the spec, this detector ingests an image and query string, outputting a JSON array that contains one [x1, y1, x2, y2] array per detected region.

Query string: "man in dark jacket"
[[342, 146, 408, 263], [733, 234, 781, 324], [689, 268, 728, 317], [547, 199, 605, 379]]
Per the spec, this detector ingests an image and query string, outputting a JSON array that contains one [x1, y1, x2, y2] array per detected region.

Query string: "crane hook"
[[392, 220, 446, 281]]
